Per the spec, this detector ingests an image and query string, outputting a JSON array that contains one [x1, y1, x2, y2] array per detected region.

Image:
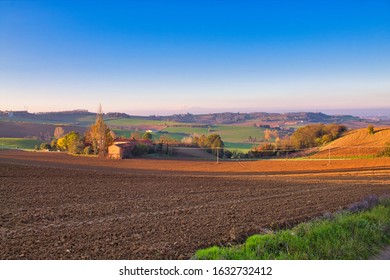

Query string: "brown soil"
[[1, 150, 390, 260]]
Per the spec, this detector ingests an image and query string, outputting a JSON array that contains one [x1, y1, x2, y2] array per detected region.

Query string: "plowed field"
[[1, 150, 390, 259]]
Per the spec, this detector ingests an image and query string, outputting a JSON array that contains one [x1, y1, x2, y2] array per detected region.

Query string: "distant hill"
[[0, 110, 95, 126], [315, 127, 390, 158], [1, 110, 364, 126], [146, 111, 363, 126]]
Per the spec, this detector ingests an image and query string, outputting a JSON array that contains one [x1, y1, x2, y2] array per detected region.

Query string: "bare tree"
[[54, 127, 65, 139]]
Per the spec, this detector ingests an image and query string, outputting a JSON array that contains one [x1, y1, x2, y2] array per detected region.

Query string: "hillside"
[[316, 127, 390, 158]]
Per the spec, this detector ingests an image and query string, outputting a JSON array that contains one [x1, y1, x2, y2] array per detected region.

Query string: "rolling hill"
[[316, 127, 390, 158]]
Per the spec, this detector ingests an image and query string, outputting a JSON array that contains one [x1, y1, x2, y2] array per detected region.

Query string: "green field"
[[2, 114, 98, 126], [106, 118, 178, 127], [224, 142, 256, 152], [163, 126, 210, 135], [164, 125, 265, 143], [0, 138, 43, 150], [194, 199, 390, 260], [113, 129, 185, 142], [113, 125, 264, 152]]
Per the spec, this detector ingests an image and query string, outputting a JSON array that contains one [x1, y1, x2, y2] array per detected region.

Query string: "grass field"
[[0, 138, 42, 150], [224, 142, 256, 152], [3, 115, 97, 126], [164, 125, 265, 143], [194, 198, 390, 260], [113, 129, 185, 141], [105, 118, 178, 127], [113, 129, 258, 152]]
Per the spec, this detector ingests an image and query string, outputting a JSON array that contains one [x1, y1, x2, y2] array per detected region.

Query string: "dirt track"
[[1, 150, 390, 259]]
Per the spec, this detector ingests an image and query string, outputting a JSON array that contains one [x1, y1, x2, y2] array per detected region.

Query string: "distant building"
[[108, 142, 135, 159], [107, 139, 153, 159]]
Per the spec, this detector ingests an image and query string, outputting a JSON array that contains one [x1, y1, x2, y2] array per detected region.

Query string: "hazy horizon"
[[2, 105, 390, 118], [1, 1, 389, 114]]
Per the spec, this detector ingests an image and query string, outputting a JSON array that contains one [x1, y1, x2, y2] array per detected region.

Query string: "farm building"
[[108, 139, 153, 159]]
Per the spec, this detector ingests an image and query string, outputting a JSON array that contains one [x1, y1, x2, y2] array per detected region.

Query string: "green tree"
[[40, 143, 51, 150], [50, 139, 57, 150], [65, 131, 84, 154], [84, 146, 93, 155], [56, 131, 84, 153], [207, 134, 224, 149], [142, 132, 153, 140], [368, 125, 375, 135]]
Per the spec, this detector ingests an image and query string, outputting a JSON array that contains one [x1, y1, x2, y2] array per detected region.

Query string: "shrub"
[[40, 143, 51, 150], [50, 139, 57, 150], [378, 143, 390, 157], [224, 150, 233, 159], [84, 146, 93, 155], [368, 125, 375, 135], [131, 144, 149, 156]]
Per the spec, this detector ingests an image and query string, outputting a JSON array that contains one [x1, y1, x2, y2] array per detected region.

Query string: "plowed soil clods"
[[1, 150, 390, 259]]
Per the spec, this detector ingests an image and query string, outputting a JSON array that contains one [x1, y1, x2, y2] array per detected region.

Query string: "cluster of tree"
[[222, 124, 347, 159], [263, 129, 279, 142], [192, 134, 225, 156], [56, 131, 85, 153], [289, 124, 347, 149], [36, 131, 85, 154], [36, 107, 115, 156], [193, 134, 224, 149]]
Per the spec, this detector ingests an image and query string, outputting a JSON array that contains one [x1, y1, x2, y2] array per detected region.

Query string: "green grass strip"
[[194, 200, 390, 260]]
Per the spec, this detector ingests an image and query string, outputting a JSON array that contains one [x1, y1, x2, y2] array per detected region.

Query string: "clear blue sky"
[[1, 0, 389, 115]]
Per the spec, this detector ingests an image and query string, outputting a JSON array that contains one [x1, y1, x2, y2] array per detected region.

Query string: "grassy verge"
[[194, 198, 390, 260]]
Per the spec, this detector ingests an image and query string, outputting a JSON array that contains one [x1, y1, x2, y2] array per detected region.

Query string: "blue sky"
[[1, 0, 389, 115]]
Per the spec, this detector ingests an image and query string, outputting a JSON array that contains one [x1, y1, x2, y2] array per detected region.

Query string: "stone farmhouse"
[[108, 139, 153, 159]]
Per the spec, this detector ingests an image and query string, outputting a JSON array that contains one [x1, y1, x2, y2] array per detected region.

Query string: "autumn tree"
[[85, 105, 114, 156], [264, 129, 272, 142]]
